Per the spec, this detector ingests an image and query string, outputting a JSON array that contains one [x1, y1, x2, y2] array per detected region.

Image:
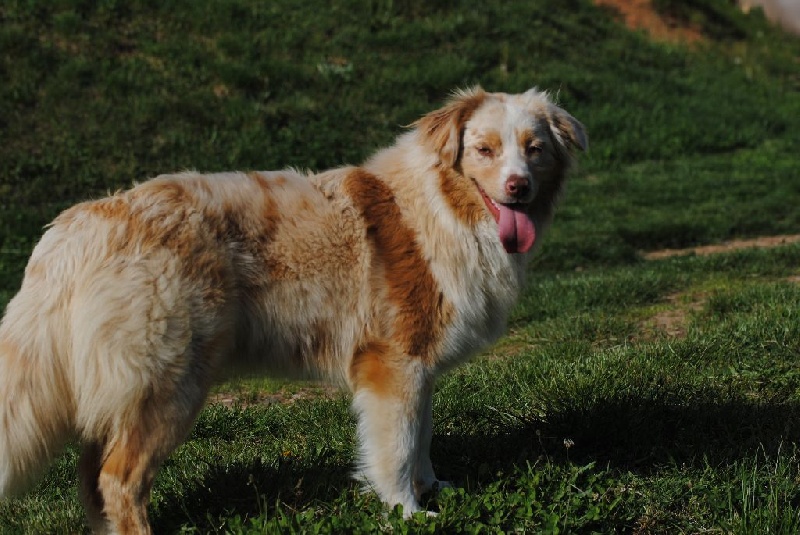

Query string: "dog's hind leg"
[[96, 421, 162, 534], [350, 342, 431, 517], [79, 377, 213, 535], [88, 394, 204, 535]]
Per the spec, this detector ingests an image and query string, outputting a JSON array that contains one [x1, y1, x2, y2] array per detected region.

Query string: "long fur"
[[0, 87, 585, 533]]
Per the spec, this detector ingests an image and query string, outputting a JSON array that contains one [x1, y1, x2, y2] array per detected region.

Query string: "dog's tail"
[[0, 284, 73, 498]]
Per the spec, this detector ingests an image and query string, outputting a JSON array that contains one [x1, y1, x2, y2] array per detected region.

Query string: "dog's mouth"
[[476, 184, 536, 254]]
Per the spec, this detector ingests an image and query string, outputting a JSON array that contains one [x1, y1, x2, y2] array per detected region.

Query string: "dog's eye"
[[526, 144, 543, 157], [477, 146, 494, 157]]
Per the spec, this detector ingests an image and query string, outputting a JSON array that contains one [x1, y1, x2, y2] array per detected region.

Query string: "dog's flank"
[[0, 86, 585, 533]]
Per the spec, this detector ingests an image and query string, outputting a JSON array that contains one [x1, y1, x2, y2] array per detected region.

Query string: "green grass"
[[2, 0, 800, 532]]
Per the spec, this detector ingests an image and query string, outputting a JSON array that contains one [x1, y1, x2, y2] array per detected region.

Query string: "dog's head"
[[414, 87, 586, 254]]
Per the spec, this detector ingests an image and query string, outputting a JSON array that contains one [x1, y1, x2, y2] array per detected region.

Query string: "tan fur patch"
[[414, 89, 487, 166], [98, 445, 151, 534], [479, 130, 502, 153], [249, 171, 286, 189], [101, 432, 143, 486], [80, 181, 196, 260], [350, 340, 395, 395], [344, 169, 448, 359], [438, 168, 487, 227], [140, 183, 231, 304], [516, 129, 536, 151], [205, 179, 282, 284], [83, 196, 129, 221]]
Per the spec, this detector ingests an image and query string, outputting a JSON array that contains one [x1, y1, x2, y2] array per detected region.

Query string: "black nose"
[[505, 174, 530, 199]]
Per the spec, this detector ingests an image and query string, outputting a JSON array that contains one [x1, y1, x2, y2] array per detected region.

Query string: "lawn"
[[1, 0, 800, 532]]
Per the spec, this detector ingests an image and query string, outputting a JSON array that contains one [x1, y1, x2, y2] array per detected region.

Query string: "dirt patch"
[[642, 308, 688, 339], [635, 232, 800, 336], [594, 0, 706, 44], [210, 384, 340, 409], [634, 291, 707, 342], [643, 234, 800, 261]]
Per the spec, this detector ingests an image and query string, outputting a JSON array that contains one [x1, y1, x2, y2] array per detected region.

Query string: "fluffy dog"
[[0, 87, 585, 533]]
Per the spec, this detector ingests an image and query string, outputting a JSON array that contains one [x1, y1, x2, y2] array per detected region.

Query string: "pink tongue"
[[498, 204, 536, 254]]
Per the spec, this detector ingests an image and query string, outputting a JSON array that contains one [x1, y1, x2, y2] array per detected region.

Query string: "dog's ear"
[[413, 87, 487, 167], [519, 88, 587, 154], [547, 104, 587, 154]]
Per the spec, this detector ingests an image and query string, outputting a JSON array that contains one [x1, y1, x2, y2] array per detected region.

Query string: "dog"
[[0, 87, 585, 533]]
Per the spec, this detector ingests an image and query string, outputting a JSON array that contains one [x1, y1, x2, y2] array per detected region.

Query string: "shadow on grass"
[[150, 396, 800, 529], [433, 396, 800, 487], [151, 457, 353, 532]]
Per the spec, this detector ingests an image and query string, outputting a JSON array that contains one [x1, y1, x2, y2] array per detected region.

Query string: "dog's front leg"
[[412, 376, 451, 500], [350, 346, 430, 517]]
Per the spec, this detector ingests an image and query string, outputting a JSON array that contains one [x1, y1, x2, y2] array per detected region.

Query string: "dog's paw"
[[405, 508, 439, 519]]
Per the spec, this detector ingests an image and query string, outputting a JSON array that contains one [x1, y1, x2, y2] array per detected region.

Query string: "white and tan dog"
[[0, 87, 585, 533]]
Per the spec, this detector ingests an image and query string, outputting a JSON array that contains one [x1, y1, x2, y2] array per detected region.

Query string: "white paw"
[[404, 507, 439, 519], [400, 502, 423, 519]]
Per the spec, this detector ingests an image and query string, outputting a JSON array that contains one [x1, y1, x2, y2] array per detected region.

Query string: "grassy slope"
[[1, 0, 800, 532]]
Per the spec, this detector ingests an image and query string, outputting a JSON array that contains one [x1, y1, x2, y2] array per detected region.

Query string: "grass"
[[2, 0, 800, 532]]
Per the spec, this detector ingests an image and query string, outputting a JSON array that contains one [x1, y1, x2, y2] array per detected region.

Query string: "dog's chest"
[[428, 232, 526, 367]]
